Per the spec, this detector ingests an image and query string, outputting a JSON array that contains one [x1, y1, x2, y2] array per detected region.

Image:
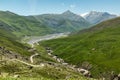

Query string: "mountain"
[[40, 17, 120, 79], [0, 10, 117, 39], [0, 10, 92, 38], [28, 10, 91, 33], [62, 10, 86, 22], [0, 11, 54, 38], [81, 11, 117, 24]]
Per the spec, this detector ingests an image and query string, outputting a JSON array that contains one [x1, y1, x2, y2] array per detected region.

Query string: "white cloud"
[[70, 4, 76, 9]]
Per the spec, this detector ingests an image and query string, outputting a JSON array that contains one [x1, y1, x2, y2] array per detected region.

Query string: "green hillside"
[[0, 22, 90, 80], [40, 17, 120, 78], [0, 22, 30, 56], [0, 11, 54, 38]]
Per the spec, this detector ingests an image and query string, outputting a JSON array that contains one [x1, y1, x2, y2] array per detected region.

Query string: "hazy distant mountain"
[[62, 10, 86, 22], [81, 11, 117, 24], [28, 10, 91, 33]]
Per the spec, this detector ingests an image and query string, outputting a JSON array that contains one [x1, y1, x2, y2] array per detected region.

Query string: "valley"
[[0, 9, 119, 80]]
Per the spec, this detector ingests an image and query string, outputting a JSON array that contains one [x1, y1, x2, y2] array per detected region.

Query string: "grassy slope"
[[40, 17, 120, 77], [0, 22, 30, 56], [0, 11, 53, 38], [0, 59, 88, 80], [0, 23, 89, 80]]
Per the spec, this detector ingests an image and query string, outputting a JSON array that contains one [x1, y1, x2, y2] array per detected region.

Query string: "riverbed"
[[27, 33, 70, 46]]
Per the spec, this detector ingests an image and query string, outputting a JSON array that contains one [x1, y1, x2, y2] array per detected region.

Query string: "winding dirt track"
[[0, 59, 43, 67]]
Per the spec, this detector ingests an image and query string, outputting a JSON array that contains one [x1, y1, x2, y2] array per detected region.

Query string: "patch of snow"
[[80, 12, 89, 17]]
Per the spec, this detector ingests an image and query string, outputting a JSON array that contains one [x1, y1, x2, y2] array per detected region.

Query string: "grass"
[[0, 77, 96, 80], [0, 26, 31, 56], [40, 17, 120, 78], [0, 57, 92, 80], [2, 11, 119, 80], [0, 77, 52, 80], [0, 11, 54, 38], [0, 26, 89, 80]]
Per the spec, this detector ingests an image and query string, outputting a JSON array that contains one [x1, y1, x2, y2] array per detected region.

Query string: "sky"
[[0, 0, 120, 16]]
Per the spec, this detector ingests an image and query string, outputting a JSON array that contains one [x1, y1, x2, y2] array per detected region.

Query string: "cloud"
[[70, 4, 76, 9]]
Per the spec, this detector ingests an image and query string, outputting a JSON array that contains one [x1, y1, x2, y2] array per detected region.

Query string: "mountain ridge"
[[26, 10, 91, 33], [81, 11, 117, 24], [0, 10, 91, 38], [0, 10, 118, 38]]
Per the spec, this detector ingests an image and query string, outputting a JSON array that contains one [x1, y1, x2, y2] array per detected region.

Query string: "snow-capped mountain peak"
[[80, 11, 117, 24]]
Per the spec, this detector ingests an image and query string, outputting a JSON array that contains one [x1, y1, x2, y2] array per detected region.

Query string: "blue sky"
[[0, 0, 119, 15]]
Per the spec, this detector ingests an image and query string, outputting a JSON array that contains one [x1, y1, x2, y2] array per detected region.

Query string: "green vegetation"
[[40, 17, 120, 78], [0, 11, 91, 38], [0, 23, 30, 56], [0, 11, 54, 38], [0, 77, 94, 80], [32, 10, 91, 33], [0, 55, 90, 80], [0, 21, 89, 80], [1, 10, 120, 80]]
